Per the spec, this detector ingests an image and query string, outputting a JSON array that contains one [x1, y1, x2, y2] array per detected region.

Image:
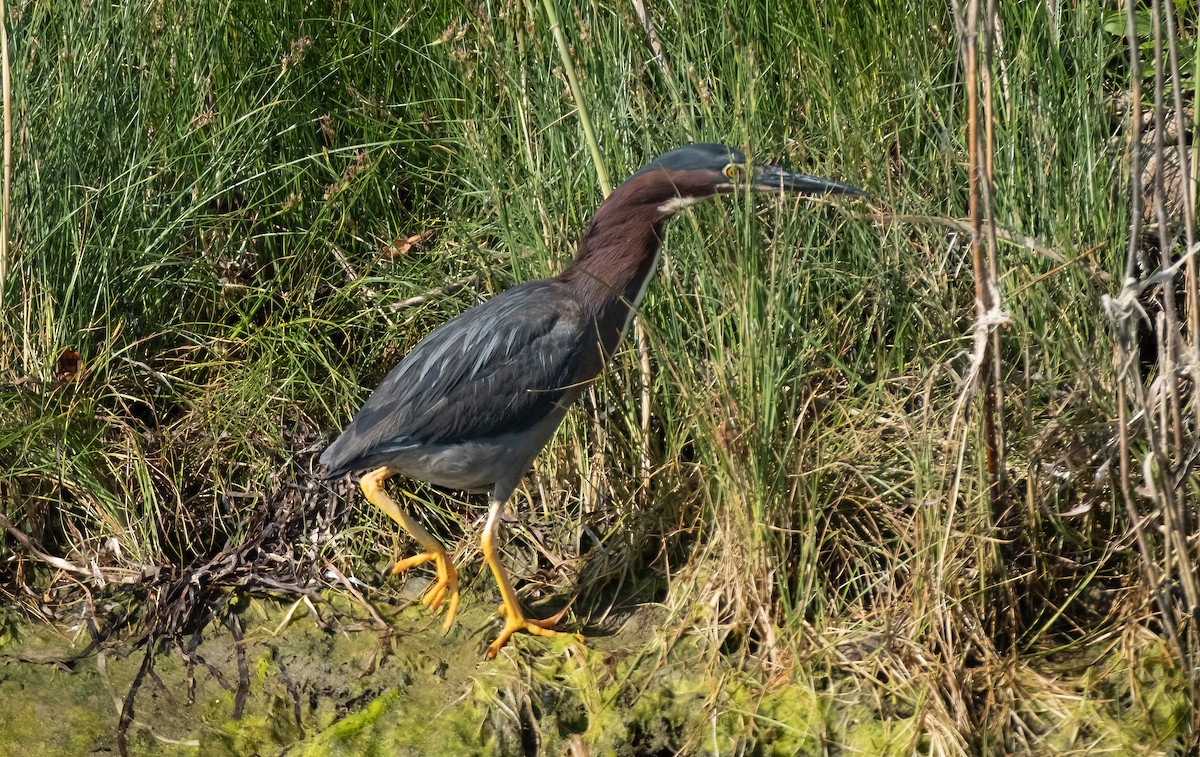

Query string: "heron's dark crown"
[[625, 142, 863, 201], [608, 143, 748, 212], [629, 143, 746, 180]]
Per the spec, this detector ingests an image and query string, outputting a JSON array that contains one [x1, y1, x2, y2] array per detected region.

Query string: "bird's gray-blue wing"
[[319, 279, 586, 476]]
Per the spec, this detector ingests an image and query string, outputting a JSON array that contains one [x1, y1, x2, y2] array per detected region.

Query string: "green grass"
[[1, 0, 1196, 753]]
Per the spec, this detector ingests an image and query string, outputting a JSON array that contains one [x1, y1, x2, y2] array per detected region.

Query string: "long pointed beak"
[[752, 164, 864, 197]]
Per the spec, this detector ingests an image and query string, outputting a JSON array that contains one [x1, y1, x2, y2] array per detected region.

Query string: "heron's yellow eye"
[[723, 163, 744, 180]]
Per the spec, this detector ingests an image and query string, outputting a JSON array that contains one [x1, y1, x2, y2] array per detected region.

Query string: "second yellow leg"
[[480, 494, 583, 658], [360, 466, 460, 630]]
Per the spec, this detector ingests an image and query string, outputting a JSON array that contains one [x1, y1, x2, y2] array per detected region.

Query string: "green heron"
[[321, 143, 860, 657]]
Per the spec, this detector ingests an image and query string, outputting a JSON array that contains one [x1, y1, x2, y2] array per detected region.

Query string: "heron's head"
[[624, 143, 862, 217]]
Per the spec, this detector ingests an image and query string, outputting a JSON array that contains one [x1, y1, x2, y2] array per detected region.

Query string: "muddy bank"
[[0, 594, 1189, 755], [0, 594, 887, 755]]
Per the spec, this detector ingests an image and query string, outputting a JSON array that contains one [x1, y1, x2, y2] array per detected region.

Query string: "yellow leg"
[[480, 494, 583, 658], [360, 466, 460, 630]]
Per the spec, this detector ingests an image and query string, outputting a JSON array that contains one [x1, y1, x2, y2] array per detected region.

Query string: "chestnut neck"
[[559, 173, 672, 306], [552, 167, 724, 379]]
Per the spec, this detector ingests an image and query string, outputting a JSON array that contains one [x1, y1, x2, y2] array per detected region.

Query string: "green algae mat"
[[0, 596, 1189, 756]]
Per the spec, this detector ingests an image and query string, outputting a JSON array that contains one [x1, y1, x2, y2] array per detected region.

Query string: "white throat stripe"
[[657, 195, 706, 214]]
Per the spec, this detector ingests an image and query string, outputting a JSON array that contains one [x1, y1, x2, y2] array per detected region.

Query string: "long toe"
[[421, 554, 460, 629], [424, 558, 459, 629], [496, 601, 571, 628], [441, 586, 461, 632], [486, 609, 584, 659], [387, 552, 438, 574], [387, 550, 460, 630], [521, 604, 572, 629]]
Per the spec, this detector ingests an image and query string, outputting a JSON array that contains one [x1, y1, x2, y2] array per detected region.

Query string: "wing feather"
[[320, 278, 585, 476]]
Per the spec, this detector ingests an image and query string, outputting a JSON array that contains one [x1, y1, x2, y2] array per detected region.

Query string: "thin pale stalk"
[[982, 0, 1005, 506], [631, 0, 684, 115], [1164, 1, 1197, 363], [1116, 365, 1182, 657], [1151, 0, 1184, 457], [956, 0, 1004, 508], [1125, 0, 1144, 283], [541, 0, 610, 197], [1161, 2, 1200, 662]]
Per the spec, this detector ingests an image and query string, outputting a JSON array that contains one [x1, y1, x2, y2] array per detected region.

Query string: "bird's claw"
[[487, 603, 583, 658], [387, 550, 460, 631]]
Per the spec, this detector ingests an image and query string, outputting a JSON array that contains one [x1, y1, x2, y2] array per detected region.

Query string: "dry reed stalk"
[[951, 0, 1006, 509], [1106, 0, 1200, 723], [951, 0, 1013, 664]]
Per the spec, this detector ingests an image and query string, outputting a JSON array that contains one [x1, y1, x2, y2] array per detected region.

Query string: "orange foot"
[[486, 602, 584, 659], [387, 551, 460, 631]]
